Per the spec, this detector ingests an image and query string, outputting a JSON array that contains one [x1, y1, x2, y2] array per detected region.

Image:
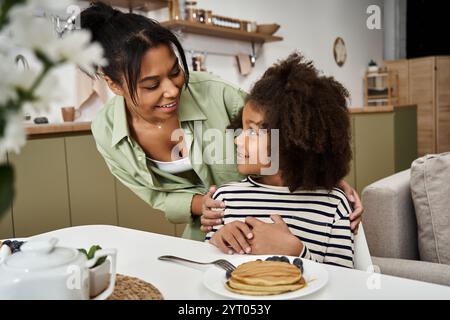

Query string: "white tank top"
[[146, 126, 194, 174]]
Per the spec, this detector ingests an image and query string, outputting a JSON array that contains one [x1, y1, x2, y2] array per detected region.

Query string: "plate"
[[202, 255, 328, 300]]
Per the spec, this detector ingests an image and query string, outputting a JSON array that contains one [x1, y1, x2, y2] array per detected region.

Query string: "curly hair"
[[235, 52, 352, 192]]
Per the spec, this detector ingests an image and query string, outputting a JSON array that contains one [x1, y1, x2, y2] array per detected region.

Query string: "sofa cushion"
[[410, 152, 450, 265]]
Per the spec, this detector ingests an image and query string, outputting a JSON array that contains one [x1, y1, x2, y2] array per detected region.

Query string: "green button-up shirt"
[[91, 72, 246, 241]]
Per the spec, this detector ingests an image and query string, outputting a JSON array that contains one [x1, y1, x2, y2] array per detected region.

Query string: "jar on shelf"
[[169, 0, 181, 20], [185, 1, 197, 21], [212, 15, 224, 28], [246, 21, 257, 32], [240, 20, 250, 32], [204, 10, 212, 24], [197, 9, 205, 23]]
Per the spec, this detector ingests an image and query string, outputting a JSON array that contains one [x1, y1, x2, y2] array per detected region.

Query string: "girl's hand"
[[337, 180, 364, 235], [209, 221, 253, 255], [200, 186, 226, 232], [245, 215, 303, 256]]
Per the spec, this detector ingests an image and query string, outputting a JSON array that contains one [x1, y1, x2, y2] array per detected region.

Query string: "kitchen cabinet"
[[115, 181, 175, 236], [9, 137, 71, 237], [0, 154, 14, 239], [394, 106, 418, 172], [385, 56, 450, 156], [344, 116, 356, 189], [353, 112, 395, 194], [2, 133, 177, 239], [351, 105, 417, 194], [65, 134, 118, 226], [409, 57, 437, 156]]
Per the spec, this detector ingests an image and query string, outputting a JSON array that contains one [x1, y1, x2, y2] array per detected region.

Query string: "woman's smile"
[[154, 100, 178, 113]]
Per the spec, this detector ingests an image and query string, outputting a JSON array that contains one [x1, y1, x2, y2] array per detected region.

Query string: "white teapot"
[[0, 237, 117, 300]]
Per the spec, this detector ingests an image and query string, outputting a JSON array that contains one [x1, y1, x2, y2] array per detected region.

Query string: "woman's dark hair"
[[236, 52, 352, 192], [80, 1, 189, 105]]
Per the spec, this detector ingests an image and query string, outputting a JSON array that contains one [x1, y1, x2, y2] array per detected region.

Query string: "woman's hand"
[[245, 215, 303, 256], [200, 186, 226, 232], [209, 221, 253, 255], [337, 180, 364, 235]]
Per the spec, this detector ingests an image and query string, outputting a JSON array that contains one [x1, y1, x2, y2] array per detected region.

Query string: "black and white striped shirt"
[[205, 176, 354, 268]]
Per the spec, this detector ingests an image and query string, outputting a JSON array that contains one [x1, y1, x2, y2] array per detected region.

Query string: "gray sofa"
[[362, 169, 450, 286]]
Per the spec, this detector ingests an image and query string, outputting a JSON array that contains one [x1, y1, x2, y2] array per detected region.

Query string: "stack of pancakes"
[[225, 260, 306, 296]]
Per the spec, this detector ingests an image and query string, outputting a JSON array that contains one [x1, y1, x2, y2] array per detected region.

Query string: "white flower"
[[53, 31, 107, 74], [9, 67, 38, 92], [31, 0, 74, 12], [0, 53, 40, 106], [32, 66, 67, 112], [0, 111, 26, 158], [8, 0, 75, 21], [0, 0, 106, 158], [5, 14, 57, 55], [5, 3, 106, 74]]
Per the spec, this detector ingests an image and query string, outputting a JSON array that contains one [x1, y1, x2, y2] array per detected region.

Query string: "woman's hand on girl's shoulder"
[[337, 180, 364, 235], [200, 186, 225, 232]]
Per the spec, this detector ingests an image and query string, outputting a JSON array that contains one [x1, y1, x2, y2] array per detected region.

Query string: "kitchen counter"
[[349, 104, 416, 114], [25, 121, 91, 138], [24, 105, 416, 138]]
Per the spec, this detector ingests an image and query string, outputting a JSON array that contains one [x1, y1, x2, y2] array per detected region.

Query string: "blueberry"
[[265, 256, 276, 261], [293, 258, 303, 267], [279, 256, 289, 263], [274, 256, 284, 262], [293, 258, 304, 272], [226, 270, 232, 279], [6, 240, 25, 254]]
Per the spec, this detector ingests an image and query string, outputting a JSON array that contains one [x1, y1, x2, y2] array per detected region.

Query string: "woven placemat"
[[107, 274, 164, 300]]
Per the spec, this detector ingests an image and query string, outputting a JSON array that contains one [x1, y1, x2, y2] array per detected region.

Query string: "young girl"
[[205, 53, 354, 268]]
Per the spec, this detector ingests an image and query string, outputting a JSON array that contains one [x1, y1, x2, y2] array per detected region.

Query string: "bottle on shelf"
[[184, 1, 197, 21]]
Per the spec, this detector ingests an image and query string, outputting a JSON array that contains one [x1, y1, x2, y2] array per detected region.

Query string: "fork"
[[158, 255, 236, 272]]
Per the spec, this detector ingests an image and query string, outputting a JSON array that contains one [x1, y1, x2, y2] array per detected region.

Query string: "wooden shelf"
[[82, 0, 169, 12], [161, 20, 283, 43]]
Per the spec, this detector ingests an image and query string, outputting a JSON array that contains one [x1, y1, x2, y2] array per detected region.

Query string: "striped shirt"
[[205, 176, 354, 268]]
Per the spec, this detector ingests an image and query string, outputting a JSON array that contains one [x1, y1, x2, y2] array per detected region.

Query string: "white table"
[[29, 225, 450, 300]]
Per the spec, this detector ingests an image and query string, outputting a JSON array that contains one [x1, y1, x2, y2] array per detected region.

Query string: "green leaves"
[[78, 245, 107, 268], [0, 164, 14, 217]]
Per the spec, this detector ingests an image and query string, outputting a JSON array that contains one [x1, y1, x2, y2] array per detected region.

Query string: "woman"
[[80, 3, 363, 241]]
